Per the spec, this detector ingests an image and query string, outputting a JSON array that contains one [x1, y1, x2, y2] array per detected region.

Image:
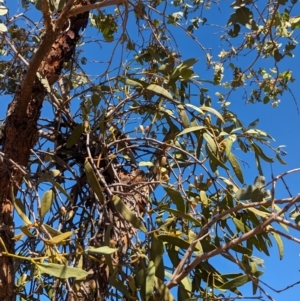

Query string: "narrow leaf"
[[228, 153, 244, 184], [235, 185, 254, 200], [42, 224, 63, 237], [86, 246, 118, 255], [247, 207, 268, 218], [13, 198, 32, 225], [201, 106, 225, 123], [154, 277, 175, 301], [252, 143, 273, 163], [178, 276, 192, 301], [147, 84, 173, 100], [185, 103, 204, 115], [48, 179, 72, 203], [125, 77, 145, 87], [177, 104, 190, 128], [160, 207, 202, 226], [150, 234, 165, 280], [233, 218, 251, 233], [84, 160, 105, 204], [220, 274, 250, 289], [157, 234, 200, 251], [205, 144, 229, 171], [271, 231, 284, 260], [112, 195, 147, 232], [46, 231, 73, 245], [20, 226, 35, 238], [176, 126, 206, 136], [203, 132, 217, 154], [66, 123, 83, 149], [109, 276, 131, 297], [163, 186, 185, 212], [35, 262, 88, 279], [41, 190, 54, 218], [145, 261, 155, 301]]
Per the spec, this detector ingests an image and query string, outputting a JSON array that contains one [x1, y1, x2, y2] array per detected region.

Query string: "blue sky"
[[2, 1, 300, 300]]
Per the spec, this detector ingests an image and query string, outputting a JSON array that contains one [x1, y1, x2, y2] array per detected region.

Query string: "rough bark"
[[0, 1, 92, 300]]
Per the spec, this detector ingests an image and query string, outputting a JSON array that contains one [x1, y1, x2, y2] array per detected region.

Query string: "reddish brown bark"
[[0, 2, 92, 300]]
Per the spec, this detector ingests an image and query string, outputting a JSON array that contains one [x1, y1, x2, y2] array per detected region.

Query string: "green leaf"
[[145, 261, 155, 301], [228, 153, 244, 184], [124, 77, 147, 87], [160, 207, 202, 226], [91, 93, 101, 107], [247, 207, 268, 218], [34, 0, 42, 10], [247, 118, 259, 128], [256, 234, 270, 256], [40, 190, 54, 218], [200, 190, 208, 205], [20, 226, 35, 237], [147, 84, 173, 100], [42, 224, 62, 237], [224, 135, 235, 158], [46, 231, 73, 245], [57, 0, 67, 10], [185, 103, 204, 115], [157, 234, 200, 251], [253, 175, 265, 189], [180, 58, 199, 70], [203, 132, 217, 154], [224, 238, 252, 256], [235, 185, 254, 200], [45, 169, 61, 178], [86, 246, 118, 255], [84, 160, 105, 204], [178, 276, 192, 301], [252, 143, 273, 163], [219, 274, 250, 289], [48, 179, 73, 203], [177, 104, 190, 128], [154, 277, 175, 301], [150, 234, 165, 280], [271, 230, 284, 260], [13, 198, 32, 225], [201, 106, 225, 123], [205, 143, 229, 171], [112, 195, 147, 232], [255, 153, 263, 175], [109, 276, 131, 298], [233, 218, 251, 233], [228, 7, 258, 30], [163, 186, 185, 212], [176, 126, 206, 137], [66, 123, 83, 149], [276, 154, 286, 165], [35, 262, 88, 279]]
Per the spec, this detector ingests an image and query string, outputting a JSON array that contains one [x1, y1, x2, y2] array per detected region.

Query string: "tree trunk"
[[0, 1, 92, 300]]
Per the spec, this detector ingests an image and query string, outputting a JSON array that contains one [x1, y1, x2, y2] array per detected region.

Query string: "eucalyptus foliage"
[[1, 0, 300, 301]]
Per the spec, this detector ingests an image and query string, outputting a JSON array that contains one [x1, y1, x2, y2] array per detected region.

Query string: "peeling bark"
[[0, 1, 92, 300]]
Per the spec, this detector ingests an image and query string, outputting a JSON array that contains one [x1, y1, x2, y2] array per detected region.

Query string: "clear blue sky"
[[2, 1, 300, 300]]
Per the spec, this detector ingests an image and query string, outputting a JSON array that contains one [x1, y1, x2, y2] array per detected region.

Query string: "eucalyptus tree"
[[0, 0, 300, 301]]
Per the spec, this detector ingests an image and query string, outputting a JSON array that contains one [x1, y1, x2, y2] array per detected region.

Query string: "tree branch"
[[67, 0, 125, 18], [167, 194, 300, 289]]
